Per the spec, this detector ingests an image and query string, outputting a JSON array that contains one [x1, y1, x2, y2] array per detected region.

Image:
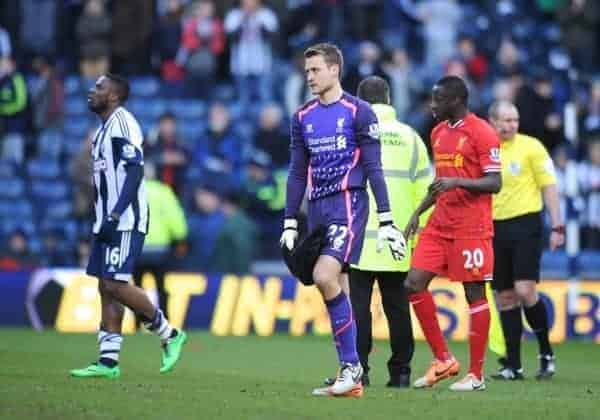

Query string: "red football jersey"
[[424, 113, 501, 239]]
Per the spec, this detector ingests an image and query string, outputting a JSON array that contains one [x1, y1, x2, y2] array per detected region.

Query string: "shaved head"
[[488, 100, 520, 140], [488, 100, 518, 120], [430, 76, 469, 121]]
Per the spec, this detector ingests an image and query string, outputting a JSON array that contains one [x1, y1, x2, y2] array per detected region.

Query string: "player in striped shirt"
[[70, 74, 187, 379]]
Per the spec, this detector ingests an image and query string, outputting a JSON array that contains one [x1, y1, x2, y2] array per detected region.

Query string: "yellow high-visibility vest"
[[144, 180, 187, 250], [353, 104, 433, 272]]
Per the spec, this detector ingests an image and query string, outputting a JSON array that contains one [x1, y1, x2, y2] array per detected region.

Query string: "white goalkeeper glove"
[[280, 218, 299, 251], [376, 211, 407, 261]]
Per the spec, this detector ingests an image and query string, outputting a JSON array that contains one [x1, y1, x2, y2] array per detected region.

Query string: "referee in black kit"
[[488, 100, 565, 381]]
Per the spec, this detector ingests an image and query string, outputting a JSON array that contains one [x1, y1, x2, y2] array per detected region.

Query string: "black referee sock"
[[524, 299, 553, 356], [499, 307, 523, 370]]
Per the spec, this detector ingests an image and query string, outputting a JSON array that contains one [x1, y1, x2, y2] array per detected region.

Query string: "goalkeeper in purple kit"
[[281, 43, 407, 397]]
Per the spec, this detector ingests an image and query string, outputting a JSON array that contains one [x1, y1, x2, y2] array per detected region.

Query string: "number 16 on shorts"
[[451, 239, 494, 282], [104, 246, 124, 273], [105, 247, 121, 268]]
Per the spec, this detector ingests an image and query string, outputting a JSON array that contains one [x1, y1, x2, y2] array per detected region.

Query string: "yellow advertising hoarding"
[[47, 271, 600, 343]]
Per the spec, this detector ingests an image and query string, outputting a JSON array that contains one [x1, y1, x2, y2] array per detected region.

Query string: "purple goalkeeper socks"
[[326, 291, 359, 365]]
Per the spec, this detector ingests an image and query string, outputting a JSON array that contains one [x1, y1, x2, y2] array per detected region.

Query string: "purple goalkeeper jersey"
[[285, 92, 390, 219]]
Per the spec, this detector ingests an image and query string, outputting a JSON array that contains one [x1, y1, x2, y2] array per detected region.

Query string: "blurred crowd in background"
[[0, 0, 599, 273]]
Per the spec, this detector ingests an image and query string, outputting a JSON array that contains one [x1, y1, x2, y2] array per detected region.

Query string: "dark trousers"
[[349, 269, 414, 377], [133, 251, 169, 323]]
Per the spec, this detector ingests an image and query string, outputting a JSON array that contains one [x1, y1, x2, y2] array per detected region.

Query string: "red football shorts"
[[411, 232, 494, 282]]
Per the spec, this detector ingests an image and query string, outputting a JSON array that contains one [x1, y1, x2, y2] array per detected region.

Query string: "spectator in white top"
[[20, 0, 58, 57], [549, 145, 568, 237], [578, 138, 600, 248], [581, 78, 600, 139], [224, 0, 279, 107], [283, 52, 312, 118], [156, 0, 191, 17], [75, 0, 112, 79], [415, 0, 461, 73], [383, 47, 422, 121]]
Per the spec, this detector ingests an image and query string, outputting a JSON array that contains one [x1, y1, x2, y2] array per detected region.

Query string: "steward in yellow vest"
[[133, 164, 188, 318], [350, 76, 432, 387]]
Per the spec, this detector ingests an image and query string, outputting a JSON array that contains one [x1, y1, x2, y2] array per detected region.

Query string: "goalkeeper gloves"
[[376, 211, 407, 261], [280, 218, 298, 251]]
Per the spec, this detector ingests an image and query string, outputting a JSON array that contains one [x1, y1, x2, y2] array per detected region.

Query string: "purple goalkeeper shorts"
[[307, 189, 368, 265]]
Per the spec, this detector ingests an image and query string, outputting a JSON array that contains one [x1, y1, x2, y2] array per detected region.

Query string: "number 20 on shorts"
[[462, 248, 484, 269]]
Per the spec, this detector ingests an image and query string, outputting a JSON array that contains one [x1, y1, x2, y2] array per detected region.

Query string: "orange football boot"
[[413, 357, 460, 388]]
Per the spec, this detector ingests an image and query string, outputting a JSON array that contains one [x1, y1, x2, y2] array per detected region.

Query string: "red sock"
[[468, 299, 490, 380], [409, 291, 450, 361]]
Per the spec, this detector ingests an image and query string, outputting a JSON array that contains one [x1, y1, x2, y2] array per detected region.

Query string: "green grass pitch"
[[0, 328, 597, 419]]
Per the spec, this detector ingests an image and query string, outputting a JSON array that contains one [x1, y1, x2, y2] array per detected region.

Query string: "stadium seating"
[[177, 120, 206, 144], [579, 251, 600, 279], [63, 118, 92, 139], [130, 76, 161, 98], [212, 84, 236, 102], [44, 201, 73, 221], [27, 159, 62, 179], [29, 180, 69, 201], [6, 70, 600, 275], [63, 136, 86, 157], [64, 97, 88, 117], [0, 200, 33, 219], [37, 131, 64, 160], [168, 99, 206, 120], [0, 218, 36, 236], [0, 178, 26, 199], [128, 97, 167, 120], [64, 75, 82, 96], [0, 160, 17, 178]]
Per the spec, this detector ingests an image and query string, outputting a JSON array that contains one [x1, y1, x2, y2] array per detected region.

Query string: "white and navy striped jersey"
[[91, 106, 149, 234]]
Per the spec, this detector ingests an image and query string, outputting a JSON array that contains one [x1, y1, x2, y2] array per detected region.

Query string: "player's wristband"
[[283, 218, 298, 231], [377, 211, 393, 226], [551, 225, 565, 234]]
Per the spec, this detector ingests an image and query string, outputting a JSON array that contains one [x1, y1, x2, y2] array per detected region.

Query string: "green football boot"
[[160, 330, 187, 374], [70, 362, 120, 379]]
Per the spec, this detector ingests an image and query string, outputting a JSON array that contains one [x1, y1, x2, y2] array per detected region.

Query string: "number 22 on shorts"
[[327, 224, 348, 251]]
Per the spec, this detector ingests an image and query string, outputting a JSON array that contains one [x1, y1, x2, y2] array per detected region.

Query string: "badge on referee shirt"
[[509, 161, 521, 176]]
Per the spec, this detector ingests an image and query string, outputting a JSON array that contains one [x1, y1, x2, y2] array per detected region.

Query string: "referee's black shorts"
[[492, 212, 543, 291]]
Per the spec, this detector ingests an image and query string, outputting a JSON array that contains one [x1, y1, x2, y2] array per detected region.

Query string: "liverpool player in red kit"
[[404, 76, 502, 391]]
